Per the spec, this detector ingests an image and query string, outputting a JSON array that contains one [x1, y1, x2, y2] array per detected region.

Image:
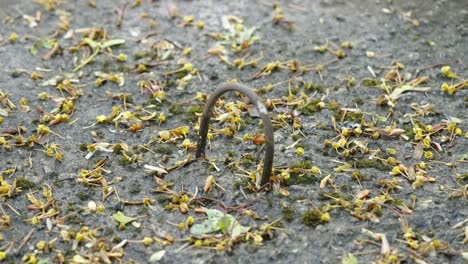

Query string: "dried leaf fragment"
[[144, 164, 168, 175]]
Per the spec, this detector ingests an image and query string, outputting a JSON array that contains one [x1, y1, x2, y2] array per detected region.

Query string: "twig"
[[116, 3, 129, 28], [137, 30, 158, 43], [196, 83, 275, 187], [17, 229, 35, 251], [41, 43, 61, 60]]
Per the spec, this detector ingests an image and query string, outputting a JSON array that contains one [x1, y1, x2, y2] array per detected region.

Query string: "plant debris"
[[0, 0, 466, 263]]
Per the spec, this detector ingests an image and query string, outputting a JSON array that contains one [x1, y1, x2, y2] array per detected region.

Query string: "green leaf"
[[83, 38, 99, 49], [149, 250, 166, 262], [101, 39, 126, 48], [190, 218, 221, 235], [30, 43, 39, 55], [226, 215, 250, 238], [190, 208, 249, 238], [458, 154, 468, 161], [342, 253, 358, 264], [37, 258, 51, 264], [375, 115, 387, 122], [238, 27, 257, 43], [462, 252, 468, 261], [42, 40, 53, 49], [204, 207, 224, 219], [389, 85, 430, 101], [113, 211, 136, 226]]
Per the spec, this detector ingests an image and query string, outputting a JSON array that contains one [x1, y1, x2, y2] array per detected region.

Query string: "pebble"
[[316, 224, 326, 232], [57, 173, 75, 181], [43, 165, 54, 176], [431, 214, 445, 228]]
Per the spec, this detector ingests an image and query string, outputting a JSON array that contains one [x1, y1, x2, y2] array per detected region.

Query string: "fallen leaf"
[[320, 174, 332, 189], [356, 190, 370, 199], [253, 134, 266, 145], [413, 141, 424, 160], [190, 208, 250, 238], [204, 175, 216, 192], [113, 211, 136, 226], [144, 164, 168, 175], [149, 250, 166, 263], [342, 253, 358, 264]]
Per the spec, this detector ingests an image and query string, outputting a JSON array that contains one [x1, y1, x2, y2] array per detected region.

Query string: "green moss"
[[368, 203, 384, 216], [175, 72, 186, 79], [351, 159, 389, 170], [389, 199, 405, 206], [132, 145, 144, 153], [286, 173, 318, 185], [286, 161, 318, 185], [243, 117, 257, 126], [15, 176, 36, 189], [301, 99, 322, 116], [303, 82, 323, 92], [291, 134, 301, 141], [326, 99, 341, 111], [66, 203, 76, 212], [169, 104, 183, 115], [117, 65, 134, 73], [316, 122, 331, 130], [129, 182, 141, 194], [79, 143, 88, 151], [94, 130, 104, 138], [185, 105, 203, 122], [155, 146, 173, 155], [240, 153, 256, 167], [290, 195, 306, 202], [290, 161, 313, 169], [123, 95, 134, 104], [232, 178, 251, 189], [344, 112, 364, 122], [282, 206, 295, 222], [232, 180, 242, 189], [333, 110, 363, 122], [76, 191, 90, 201], [352, 97, 364, 105], [256, 86, 270, 95], [289, 160, 314, 170], [53, 181, 64, 188], [70, 215, 82, 225], [404, 126, 415, 140], [340, 184, 352, 192], [318, 191, 347, 201], [137, 206, 149, 215], [288, 86, 300, 95], [234, 138, 242, 145], [133, 52, 153, 60], [119, 158, 131, 166], [11, 69, 22, 78], [351, 171, 368, 182], [301, 209, 325, 227], [363, 79, 378, 87], [321, 147, 330, 156], [101, 61, 110, 72], [154, 194, 171, 205]]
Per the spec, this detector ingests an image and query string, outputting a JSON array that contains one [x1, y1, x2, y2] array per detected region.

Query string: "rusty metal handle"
[[195, 83, 274, 187]]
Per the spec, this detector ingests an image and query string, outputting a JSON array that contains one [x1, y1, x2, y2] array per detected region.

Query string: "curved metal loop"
[[196, 83, 274, 187]]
